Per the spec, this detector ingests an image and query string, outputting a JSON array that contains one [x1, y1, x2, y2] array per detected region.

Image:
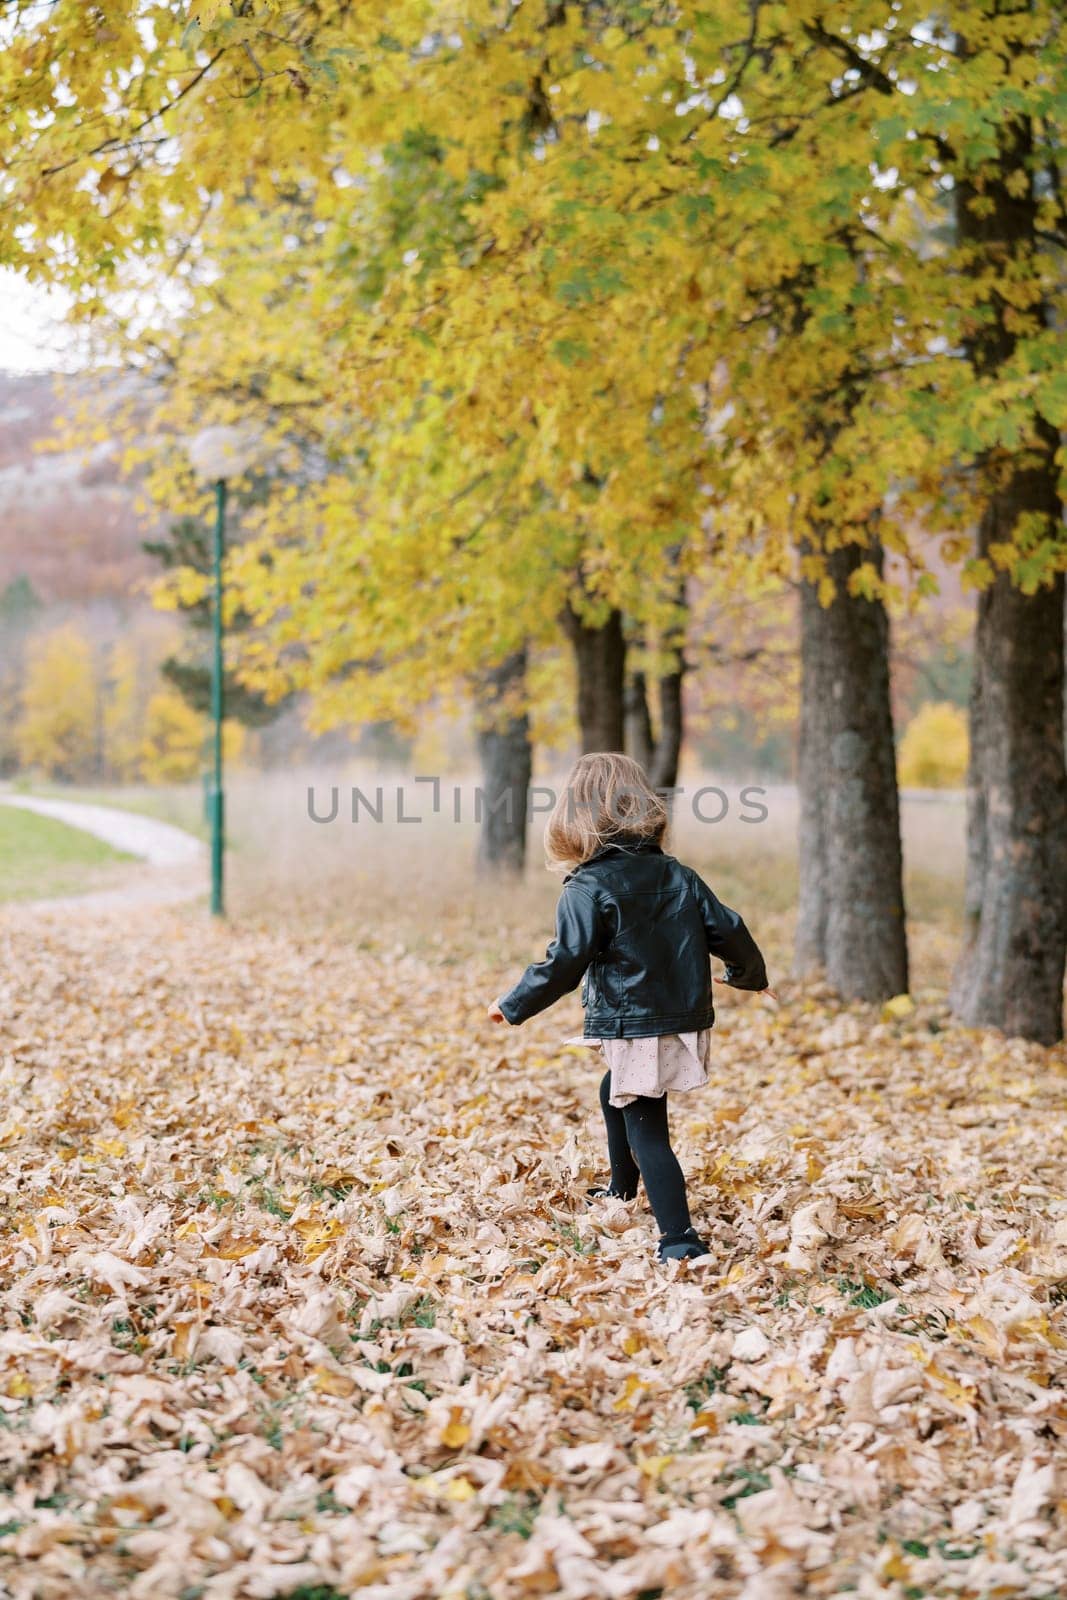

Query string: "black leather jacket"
[[498, 836, 767, 1037]]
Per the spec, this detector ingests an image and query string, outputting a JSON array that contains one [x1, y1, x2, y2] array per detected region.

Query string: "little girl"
[[488, 752, 773, 1263]]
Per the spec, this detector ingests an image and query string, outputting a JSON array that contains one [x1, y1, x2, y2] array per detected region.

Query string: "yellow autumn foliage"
[[9, 2, 1057, 735], [16, 624, 99, 781], [899, 702, 969, 791], [140, 689, 247, 785], [103, 641, 147, 783]]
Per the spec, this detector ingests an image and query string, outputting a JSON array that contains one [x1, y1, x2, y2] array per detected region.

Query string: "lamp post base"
[[209, 787, 225, 917]]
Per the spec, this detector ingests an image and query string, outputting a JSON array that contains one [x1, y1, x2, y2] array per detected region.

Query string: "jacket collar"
[[584, 833, 664, 865]]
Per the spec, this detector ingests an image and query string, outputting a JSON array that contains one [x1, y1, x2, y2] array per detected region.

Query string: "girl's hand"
[[715, 977, 779, 1002], [487, 1000, 506, 1023]]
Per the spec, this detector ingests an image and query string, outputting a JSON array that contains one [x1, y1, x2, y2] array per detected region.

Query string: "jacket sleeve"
[[690, 871, 768, 991], [497, 882, 603, 1024]]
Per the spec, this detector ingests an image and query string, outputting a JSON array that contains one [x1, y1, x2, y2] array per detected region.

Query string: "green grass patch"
[[488, 1493, 540, 1539], [0, 805, 135, 902], [275, 1589, 350, 1600], [837, 1277, 894, 1310], [720, 1465, 772, 1508]]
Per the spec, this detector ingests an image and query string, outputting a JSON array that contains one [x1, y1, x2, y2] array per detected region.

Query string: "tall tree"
[[624, 574, 687, 790], [795, 538, 908, 999], [948, 99, 1067, 1043], [561, 600, 626, 754], [473, 649, 532, 876], [624, 664, 685, 790]]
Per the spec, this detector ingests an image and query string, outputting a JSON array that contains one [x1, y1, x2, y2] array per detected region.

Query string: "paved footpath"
[[0, 793, 205, 909]]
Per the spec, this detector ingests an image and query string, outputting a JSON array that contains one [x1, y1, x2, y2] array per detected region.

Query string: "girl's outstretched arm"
[[492, 882, 604, 1026], [687, 869, 769, 992]]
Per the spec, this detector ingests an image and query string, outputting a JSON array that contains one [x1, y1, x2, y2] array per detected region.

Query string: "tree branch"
[[38, 51, 226, 179]]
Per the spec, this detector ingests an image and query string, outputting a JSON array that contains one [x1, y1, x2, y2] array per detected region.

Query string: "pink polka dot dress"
[[563, 1030, 712, 1109]]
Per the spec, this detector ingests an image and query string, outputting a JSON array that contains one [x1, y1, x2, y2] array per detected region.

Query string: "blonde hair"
[[544, 752, 669, 872]]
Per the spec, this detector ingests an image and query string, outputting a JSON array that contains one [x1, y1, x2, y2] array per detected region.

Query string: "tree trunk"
[[648, 667, 683, 790], [794, 579, 830, 977], [622, 578, 686, 786], [623, 666, 684, 788], [949, 449, 1067, 1042], [949, 118, 1067, 1044], [624, 671, 654, 772], [561, 602, 626, 752], [794, 538, 908, 1001], [474, 648, 531, 877]]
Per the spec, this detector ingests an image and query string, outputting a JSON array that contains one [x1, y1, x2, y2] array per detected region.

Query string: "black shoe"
[[657, 1227, 711, 1262], [586, 1183, 638, 1203]]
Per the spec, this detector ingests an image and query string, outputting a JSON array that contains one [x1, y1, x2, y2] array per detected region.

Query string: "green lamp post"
[[188, 425, 262, 918], [209, 476, 227, 916]]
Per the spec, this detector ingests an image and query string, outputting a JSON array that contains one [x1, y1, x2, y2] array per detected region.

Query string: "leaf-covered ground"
[[2, 903, 1066, 1600]]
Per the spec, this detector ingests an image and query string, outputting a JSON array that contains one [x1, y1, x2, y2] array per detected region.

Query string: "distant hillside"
[[0, 369, 157, 605]]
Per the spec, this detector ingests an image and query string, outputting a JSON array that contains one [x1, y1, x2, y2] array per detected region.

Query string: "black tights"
[[598, 1069, 692, 1239]]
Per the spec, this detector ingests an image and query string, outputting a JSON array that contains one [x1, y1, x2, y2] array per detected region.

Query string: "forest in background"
[[1, 370, 971, 787]]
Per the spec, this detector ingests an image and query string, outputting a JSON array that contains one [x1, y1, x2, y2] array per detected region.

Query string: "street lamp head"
[[187, 423, 263, 483]]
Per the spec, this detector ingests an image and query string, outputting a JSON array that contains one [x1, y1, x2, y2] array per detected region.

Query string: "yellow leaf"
[[913, 1350, 976, 1408], [193, 0, 226, 27], [1013, 1315, 1049, 1341], [690, 1409, 719, 1434], [171, 1321, 196, 1359], [213, 1236, 261, 1261], [443, 1476, 476, 1501], [637, 1453, 673, 1479], [7, 1373, 33, 1398], [313, 1365, 356, 1398], [613, 1373, 647, 1412], [881, 994, 915, 1022], [419, 1252, 450, 1278], [440, 1408, 471, 1448], [292, 1215, 344, 1260], [319, 1167, 358, 1188], [712, 1104, 745, 1125], [964, 1315, 1003, 1358]]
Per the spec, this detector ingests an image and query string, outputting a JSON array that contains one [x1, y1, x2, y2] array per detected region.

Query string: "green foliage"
[[0, 576, 43, 629], [143, 519, 285, 727], [488, 1493, 540, 1539]]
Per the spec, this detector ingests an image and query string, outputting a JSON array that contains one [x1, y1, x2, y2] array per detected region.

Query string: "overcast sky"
[[0, 269, 80, 374]]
